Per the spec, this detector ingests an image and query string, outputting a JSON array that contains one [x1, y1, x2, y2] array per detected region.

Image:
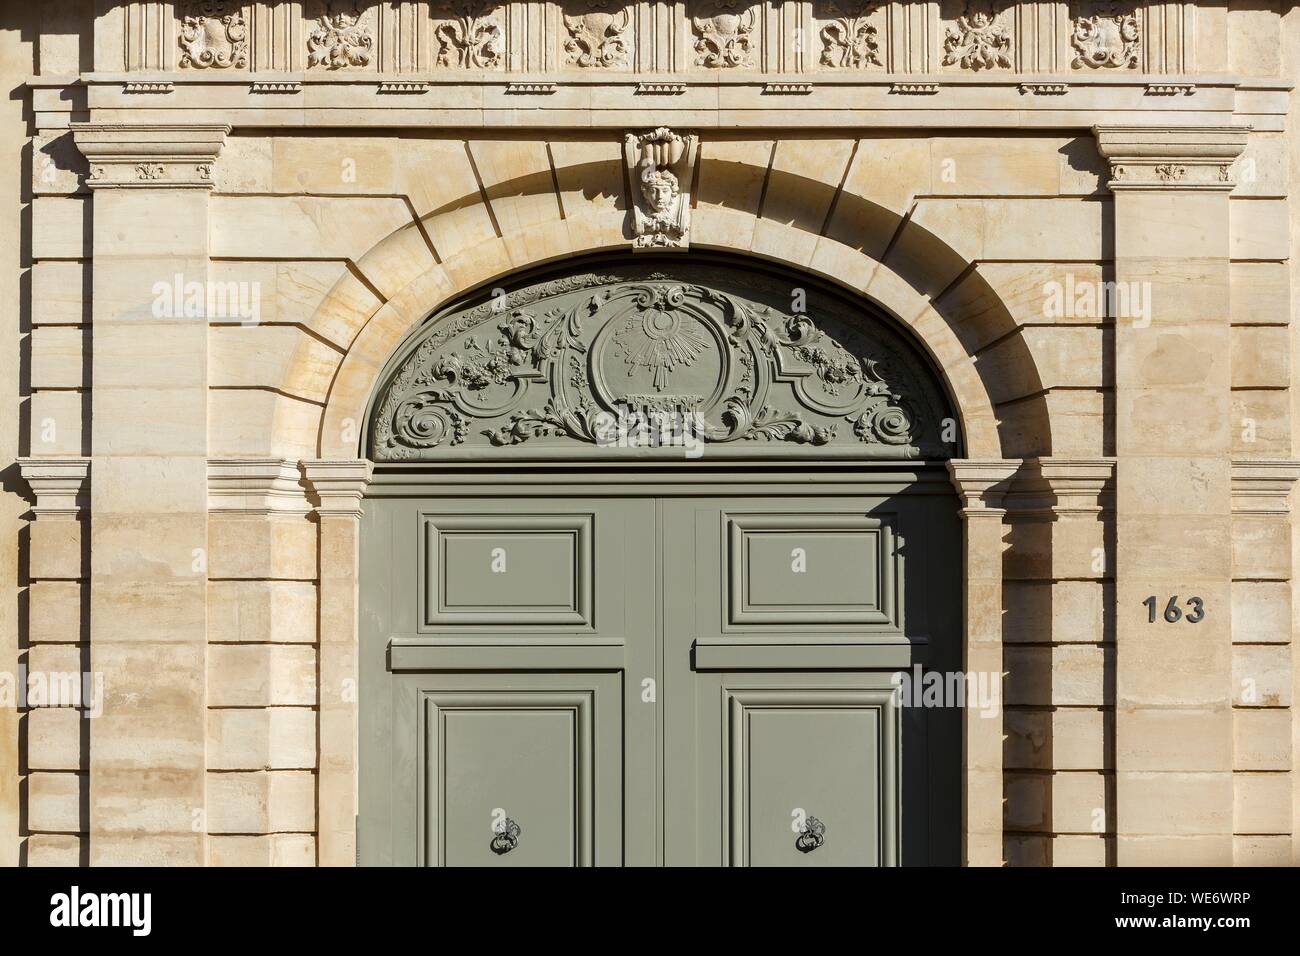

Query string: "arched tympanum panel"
[[368, 257, 956, 462]]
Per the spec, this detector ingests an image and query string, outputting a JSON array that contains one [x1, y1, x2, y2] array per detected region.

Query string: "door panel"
[[362, 496, 656, 866], [362, 478, 959, 866], [409, 674, 621, 867]]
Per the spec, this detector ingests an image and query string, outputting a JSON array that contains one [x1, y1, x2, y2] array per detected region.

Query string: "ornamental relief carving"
[[817, 0, 883, 70], [1071, 3, 1140, 69], [435, 0, 504, 69], [942, 1, 1012, 71], [370, 264, 952, 461], [307, 2, 374, 69], [625, 127, 698, 250], [178, 1, 248, 70], [691, 0, 757, 69], [563, 1, 632, 69]]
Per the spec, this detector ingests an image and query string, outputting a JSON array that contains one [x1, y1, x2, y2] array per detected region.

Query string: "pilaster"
[[1096, 124, 1250, 865], [72, 122, 230, 865]]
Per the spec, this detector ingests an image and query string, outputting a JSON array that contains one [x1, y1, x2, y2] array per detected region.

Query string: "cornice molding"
[[301, 459, 374, 518], [208, 458, 312, 515], [1093, 124, 1251, 191], [1230, 458, 1300, 515], [18, 457, 90, 518], [71, 122, 230, 189], [947, 459, 1021, 514], [1008, 457, 1116, 516]]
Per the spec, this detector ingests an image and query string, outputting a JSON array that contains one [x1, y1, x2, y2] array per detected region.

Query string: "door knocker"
[[490, 817, 521, 855], [796, 815, 826, 853]]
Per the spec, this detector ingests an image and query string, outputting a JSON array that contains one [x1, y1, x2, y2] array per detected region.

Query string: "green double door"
[[360, 479, 960, 866]]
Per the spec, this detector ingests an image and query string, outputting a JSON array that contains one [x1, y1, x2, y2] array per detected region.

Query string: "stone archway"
[[296, 179, 1037, 867], [355, 251, 968, 865]]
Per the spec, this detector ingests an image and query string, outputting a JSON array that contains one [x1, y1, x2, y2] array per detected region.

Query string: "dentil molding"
[[71, 123, 230, 189]]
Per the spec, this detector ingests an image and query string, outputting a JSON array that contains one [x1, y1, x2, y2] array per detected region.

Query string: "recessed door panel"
[[728, 513, 896, 627], [723, 686, 898, 867], [417, 676, 620, 867], [423, 514, 592, 627]]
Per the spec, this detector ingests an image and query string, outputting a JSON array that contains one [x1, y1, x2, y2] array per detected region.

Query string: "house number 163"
[[1142, 595, 1205, 624]]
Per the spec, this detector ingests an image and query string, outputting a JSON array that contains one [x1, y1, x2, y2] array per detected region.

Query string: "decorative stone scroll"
[[1070, 5, 1140, 69], [369, 262, 954, 461], [625, 127, 698, 250], [564, 2, 632, 68], [178, 1, 249, 69]]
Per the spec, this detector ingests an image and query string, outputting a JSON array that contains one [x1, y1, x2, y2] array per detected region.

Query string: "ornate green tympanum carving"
[[369, 261, 954, 460]]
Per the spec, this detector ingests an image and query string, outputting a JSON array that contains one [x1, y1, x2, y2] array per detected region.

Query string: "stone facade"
[[0, 0, 1298, 866]]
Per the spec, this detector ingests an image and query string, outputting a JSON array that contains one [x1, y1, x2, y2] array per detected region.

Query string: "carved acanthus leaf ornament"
[[820, 1, 882, 69]]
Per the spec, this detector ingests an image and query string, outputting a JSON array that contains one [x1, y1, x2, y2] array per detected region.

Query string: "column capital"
[[71, 123, 231, 190], [947, 458, 1020, 513], [301, 459, 374, 517], [1093, 125, 1250, 192], [18, 457, 90, 518], [1230, 458, 1300, 515]]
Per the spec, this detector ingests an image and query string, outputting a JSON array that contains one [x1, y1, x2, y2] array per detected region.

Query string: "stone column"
[[302, 459, 372, 867], [16, 458, 89, 865], [72, 124, 229, 865], [1095, 125, 1249, 865], [948, 458, 1019, 866]]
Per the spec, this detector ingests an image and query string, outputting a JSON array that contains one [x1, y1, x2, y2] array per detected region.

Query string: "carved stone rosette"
[[307, 3, 374, 69], [1071, 5, 1140, 69], [819, 1, 882, 69], [564, 3, 632, 69], [178, 1, 249, 69], [369, 263, 952, 462], [625, 127, 698, 251], [692, 0, 757, 69], [435, 0, 504, 69], [943, 2, 1012, 71]]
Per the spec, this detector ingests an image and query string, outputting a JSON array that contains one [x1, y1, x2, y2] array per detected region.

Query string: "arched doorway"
[[357, 254, 962, 865]]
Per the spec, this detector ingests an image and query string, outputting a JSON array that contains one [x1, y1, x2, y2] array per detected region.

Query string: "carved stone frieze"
[[178, 1, 249, 70], [625, 127, 698, 251], [564, 2, 631, 69], [307, 3, 374, 69], [369, 263, 953, 461], [818, 1, 882, 69], [943, 2, 1012, 71], [434, 0, 504, 69], [692, 1, 757, 69], [1071, 4, 1140, 69]]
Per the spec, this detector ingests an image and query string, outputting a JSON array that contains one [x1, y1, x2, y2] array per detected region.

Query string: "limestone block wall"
[[2, 0, 1298, 866]]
